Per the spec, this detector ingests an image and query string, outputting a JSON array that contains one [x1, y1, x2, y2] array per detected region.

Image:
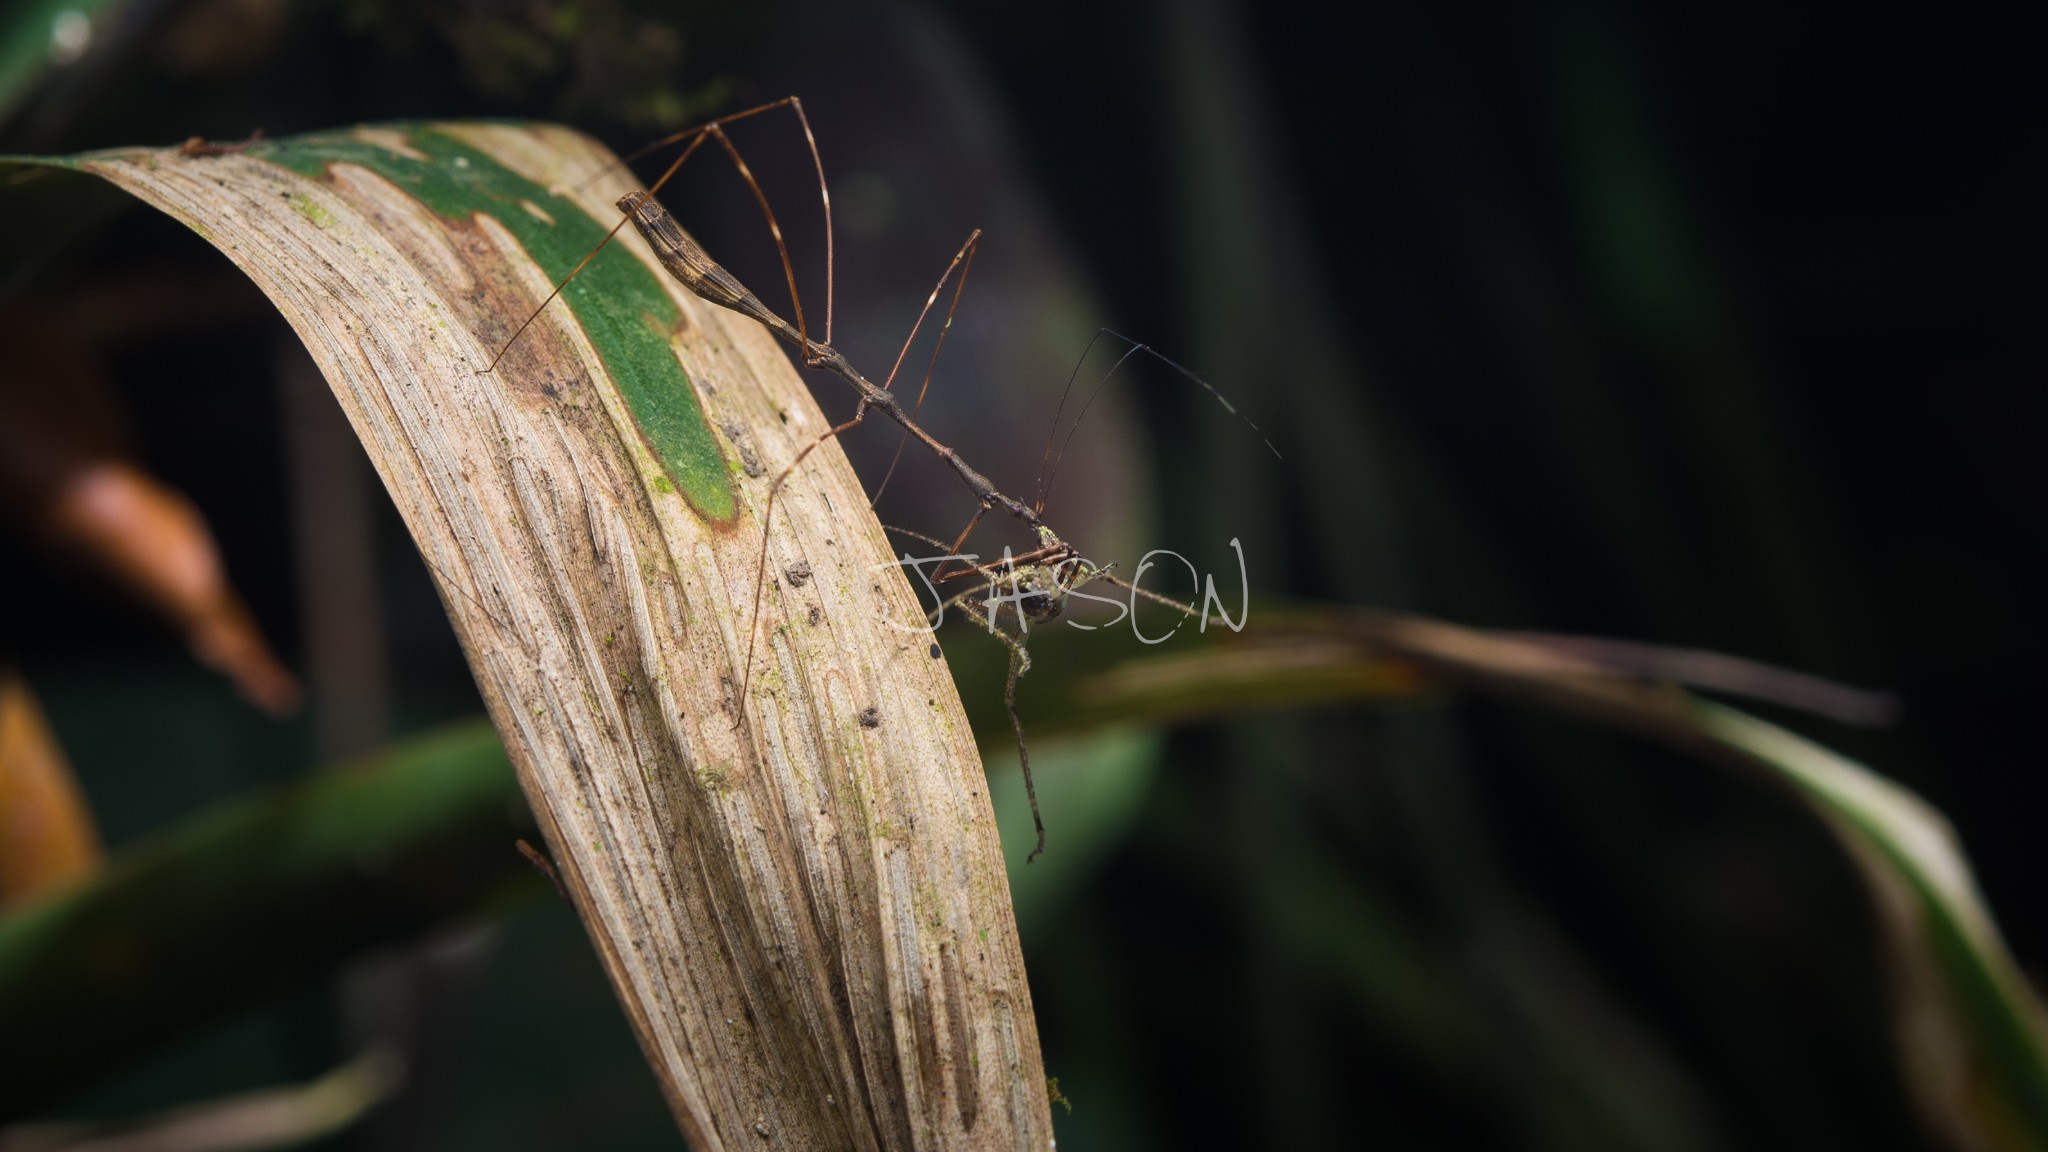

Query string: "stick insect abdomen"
[[618, 190, 785, 335]]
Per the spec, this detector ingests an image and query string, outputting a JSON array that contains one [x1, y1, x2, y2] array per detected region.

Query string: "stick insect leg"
[[719, 221, 982, 713], [880, 525, 984, 627], [490, 96, 834, 371], [891, 522, 1020, 598], [869, 232, 983, 508], [923, 581, 1003, 649], [882, 524, 958, 553], [605, 96, 834, 349], [930, 504, 990, 585], [1002, 640, 1046, 862], [700, 124, 823, 364], [890, 539, 1046, 861], [736, 400, 876, 714], [923, 540, 1070, 597], [913, 582, 1045, 860], [479, 136, 703, 372], [483, 125, 721, 373]]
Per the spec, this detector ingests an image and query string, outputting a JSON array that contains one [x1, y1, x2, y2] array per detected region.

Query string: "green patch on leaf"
[[254, 124, 735, 522]]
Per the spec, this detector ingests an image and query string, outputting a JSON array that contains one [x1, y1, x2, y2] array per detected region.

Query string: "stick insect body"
[[491, 99, 1261, 860]]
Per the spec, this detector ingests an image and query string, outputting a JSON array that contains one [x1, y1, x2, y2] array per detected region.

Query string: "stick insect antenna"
[[1033, 327, 1112, 509], [1097, 571, 1199, 621], [1035, 328, 1283, 516], [1035, 331, 1147, 515]]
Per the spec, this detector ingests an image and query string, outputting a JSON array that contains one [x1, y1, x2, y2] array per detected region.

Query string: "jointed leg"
[[481, 137, 706, 372], [929, 504, 990, 585], [870, 231, 983, 507], [727, 220, 1005, 711], [924, 540, 1070, 600], [1003, 642, 1047, 863], [934, 584, 1029, 654], [891, 523, 1066, 603], [606, 96, 835, 348], [882, 524, 959, 553], [493, 96, 834, 370], [737, 399, 875, 712], [923, 605, 1047, 860], [911, 555, 1047, 861], [700, 124, 820, 362]]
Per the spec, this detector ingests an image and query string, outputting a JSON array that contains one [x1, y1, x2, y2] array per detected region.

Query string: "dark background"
[[1, 0, 2039, 1147]]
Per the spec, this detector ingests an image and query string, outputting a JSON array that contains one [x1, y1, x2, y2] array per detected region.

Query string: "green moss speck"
[[1046, 1077, 1073, 1116], [288, 193, 335, 229]]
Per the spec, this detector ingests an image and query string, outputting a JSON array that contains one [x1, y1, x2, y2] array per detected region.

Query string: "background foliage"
[[0, 0, 2039, 1148]]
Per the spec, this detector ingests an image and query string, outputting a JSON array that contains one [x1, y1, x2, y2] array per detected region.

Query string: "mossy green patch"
[[251, 124, 736, 522], [287, 193, 335, 229]]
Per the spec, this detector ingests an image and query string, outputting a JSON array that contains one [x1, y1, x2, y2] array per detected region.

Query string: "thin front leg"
[[481, 133, 709, 371], [701, 123, 821, 364], [929, 539, 1068, 591], [870, 231, 983, 508], [1002, 641, 1047, 862], [612, 95, 835, 349], [929, 503, 990, 586], [492, 96, 832, 372], [737, 399, 874, 712]]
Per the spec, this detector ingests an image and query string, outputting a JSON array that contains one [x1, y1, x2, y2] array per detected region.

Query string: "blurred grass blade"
[[947, 606, 2048, 1150], [0, 1048, 402, 1152], [0, 721, 533, 1118], [1696, 703, 2048, 1151]]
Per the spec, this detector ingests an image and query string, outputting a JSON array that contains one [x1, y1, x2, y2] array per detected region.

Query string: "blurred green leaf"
[[0, 0, 131, 124], [953, 604, 2048, 1150], [1699, 704, 2048, 1151], [0, 720, 536, 1118], [987, 727, 1162, 934]]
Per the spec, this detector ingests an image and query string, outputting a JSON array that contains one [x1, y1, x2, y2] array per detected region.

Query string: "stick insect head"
[[1010, 556, 1115, 624]]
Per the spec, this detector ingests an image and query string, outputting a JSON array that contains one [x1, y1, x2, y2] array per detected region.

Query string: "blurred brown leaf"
[[0, 668, 102, 908], [0, 305, 300, 716]]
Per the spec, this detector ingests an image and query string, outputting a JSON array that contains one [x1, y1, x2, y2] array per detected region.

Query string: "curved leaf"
[[954, 606, 2048, 1150], [5, 123, 1048, 1148]]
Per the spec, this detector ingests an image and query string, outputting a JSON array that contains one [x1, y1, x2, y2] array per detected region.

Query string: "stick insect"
[[488, 98, 1277, 859]]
